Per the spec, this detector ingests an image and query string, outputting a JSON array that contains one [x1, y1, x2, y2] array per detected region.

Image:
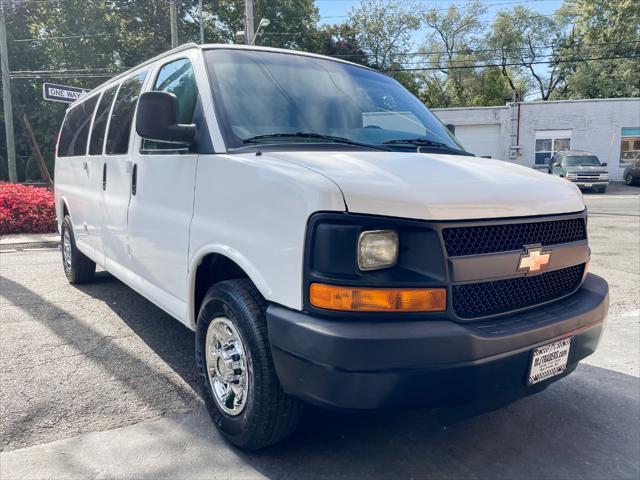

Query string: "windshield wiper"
[[383, 138, 471, 155], [242, 132, 390, 151]]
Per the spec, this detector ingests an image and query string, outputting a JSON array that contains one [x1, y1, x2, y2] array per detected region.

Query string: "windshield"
[[564, 155, 601, 167], [204, 49, 464, 152]]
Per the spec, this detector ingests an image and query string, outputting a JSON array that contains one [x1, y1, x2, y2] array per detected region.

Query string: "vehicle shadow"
[[66, 273, 640, 479], [72, 270, 200, 393], [3, 270, 638, 479], [238, 363, 640, 479]]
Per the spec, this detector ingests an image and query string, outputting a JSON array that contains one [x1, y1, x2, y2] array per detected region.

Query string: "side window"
[[57, 95, 99, 157], [106, 71, 147, 155], [141, 59, 198, 154], [89, 86, 118, 155]]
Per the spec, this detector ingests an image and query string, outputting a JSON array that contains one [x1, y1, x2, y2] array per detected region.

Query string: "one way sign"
[[42, 83, 89, 103]]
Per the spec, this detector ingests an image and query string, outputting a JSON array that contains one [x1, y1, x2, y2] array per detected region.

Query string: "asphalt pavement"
[[1, 185, 638, 479]]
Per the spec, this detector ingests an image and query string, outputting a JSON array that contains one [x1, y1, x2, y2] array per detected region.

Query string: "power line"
[[329, 40, 640, 59], [13, 32, 114, 42], [384, 54, 640, 72]]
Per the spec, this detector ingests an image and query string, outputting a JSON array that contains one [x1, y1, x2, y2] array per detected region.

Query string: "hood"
[[565, 165, 608, 174], [267, 151, 585, 221]]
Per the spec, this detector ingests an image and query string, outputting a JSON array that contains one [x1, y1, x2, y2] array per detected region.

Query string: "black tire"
[[625, 174, 636, 186], [196, 279, 303, 450], [61, 215, 96, 284]]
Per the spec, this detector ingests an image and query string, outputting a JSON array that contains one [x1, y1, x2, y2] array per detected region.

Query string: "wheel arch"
[[188, 245, 273, 330], [58, 196, 71, 233]]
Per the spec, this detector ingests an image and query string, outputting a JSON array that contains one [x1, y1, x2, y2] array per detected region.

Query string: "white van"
[[55, 44, 609, 450]]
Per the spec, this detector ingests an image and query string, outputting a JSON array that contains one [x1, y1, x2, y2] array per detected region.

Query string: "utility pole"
[[244, 0, 254, 45], [0, 1, 17, 182], [198, 0, 204, 44], [169, 0, 179, 48]]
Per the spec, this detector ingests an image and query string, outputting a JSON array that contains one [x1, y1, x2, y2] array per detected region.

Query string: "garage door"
[[454, 124, 503, 160]]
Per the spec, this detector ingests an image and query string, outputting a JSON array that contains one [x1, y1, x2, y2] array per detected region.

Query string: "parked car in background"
[[623, 155, 640, 186], [549, 150, 609, 193], [55, 44, 609, 450]]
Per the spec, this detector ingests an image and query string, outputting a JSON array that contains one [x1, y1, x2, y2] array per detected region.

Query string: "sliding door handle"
[[102, 163, 107, 190]]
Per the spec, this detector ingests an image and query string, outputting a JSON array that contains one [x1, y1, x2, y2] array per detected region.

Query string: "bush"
[[0, 183, 57, 235]]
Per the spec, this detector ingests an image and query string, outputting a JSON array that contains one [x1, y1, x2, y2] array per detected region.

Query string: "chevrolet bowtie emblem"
[[518, 245, 551, 274]]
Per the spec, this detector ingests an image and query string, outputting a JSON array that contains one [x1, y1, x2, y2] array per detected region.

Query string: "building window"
[[620, 128, 640, 166], [535, 130, 571, 165]]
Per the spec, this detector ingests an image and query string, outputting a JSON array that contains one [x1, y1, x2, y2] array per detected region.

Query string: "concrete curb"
[[0, 240, 60, 252]]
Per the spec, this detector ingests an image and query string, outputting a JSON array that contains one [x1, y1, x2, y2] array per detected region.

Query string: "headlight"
[[599, 174, 609, 180], [357, 230, 399, 271], [566, 173, 578, 180]]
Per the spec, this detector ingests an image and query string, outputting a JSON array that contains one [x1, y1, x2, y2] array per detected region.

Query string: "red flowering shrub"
[[0, 183, 57, 235]]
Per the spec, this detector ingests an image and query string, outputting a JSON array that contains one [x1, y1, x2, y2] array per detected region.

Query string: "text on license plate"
[[528, 337, 572, 385]]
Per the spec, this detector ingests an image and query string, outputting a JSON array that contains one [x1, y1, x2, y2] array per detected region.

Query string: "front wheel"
[[196, 279, 303, 450], [61, 215, 96, 284], [626, 174, 636, 186]]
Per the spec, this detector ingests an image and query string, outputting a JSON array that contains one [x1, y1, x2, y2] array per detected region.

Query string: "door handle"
[[131, 164, 138, 196], [102, 163, 107, 190], [82, 160, 88, 171]]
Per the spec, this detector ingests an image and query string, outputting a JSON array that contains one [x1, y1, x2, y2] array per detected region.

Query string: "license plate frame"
[[583, 183, 593, 187], [527, 337, 572, 386]]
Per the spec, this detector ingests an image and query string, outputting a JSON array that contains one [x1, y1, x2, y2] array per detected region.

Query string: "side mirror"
[[445, 124, 456, 135], [136, 91, 196, 145], [601, 162, 608, 167]]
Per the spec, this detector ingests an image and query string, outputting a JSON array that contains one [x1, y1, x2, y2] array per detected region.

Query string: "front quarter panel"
[[188, 152, 345, 327]]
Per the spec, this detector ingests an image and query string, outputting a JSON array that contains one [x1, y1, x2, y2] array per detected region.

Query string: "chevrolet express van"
[[55, 44, 609, 450]]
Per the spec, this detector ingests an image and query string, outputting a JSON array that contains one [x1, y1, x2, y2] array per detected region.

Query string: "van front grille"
[[442, 217, 586, 257], [452, 264, 585, 319]]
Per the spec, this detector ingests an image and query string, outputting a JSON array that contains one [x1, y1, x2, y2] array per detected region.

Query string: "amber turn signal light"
[[309, 283, 446, 312]]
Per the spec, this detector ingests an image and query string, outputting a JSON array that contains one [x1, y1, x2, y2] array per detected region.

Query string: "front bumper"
[[570, 180, 609, 187], [267, 273, 609, 410]]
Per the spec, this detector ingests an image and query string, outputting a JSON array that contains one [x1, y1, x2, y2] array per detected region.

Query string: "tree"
[[555, 0, 640, 99], [309, 24, 370, 67], [347, 0, 421, 71], [206, 0, 319, 49], [421, 0, 486, 105], [486, 6, 570, 101]]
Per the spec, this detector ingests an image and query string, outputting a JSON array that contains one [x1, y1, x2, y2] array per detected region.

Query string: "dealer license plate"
[[528, 338, 572, 385]]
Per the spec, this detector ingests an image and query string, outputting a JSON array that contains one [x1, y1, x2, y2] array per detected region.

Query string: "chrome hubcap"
[[63, 229, 72, 274], [205, 317, 248, 416]]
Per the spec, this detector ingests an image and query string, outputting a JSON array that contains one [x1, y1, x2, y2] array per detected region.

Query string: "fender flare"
[[186, 243, 273, 330]]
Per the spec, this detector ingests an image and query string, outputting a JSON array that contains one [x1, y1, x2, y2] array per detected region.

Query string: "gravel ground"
[[0, 185, 638, 478]]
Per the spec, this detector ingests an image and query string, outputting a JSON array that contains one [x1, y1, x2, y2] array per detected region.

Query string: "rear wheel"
[[61, 215, 96, 284], [195, 279, 303, 450]]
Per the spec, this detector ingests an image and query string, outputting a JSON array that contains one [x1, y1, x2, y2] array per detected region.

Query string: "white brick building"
[[433, 98, 640, 181]]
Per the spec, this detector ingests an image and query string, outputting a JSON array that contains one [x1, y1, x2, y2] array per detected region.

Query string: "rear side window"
[[106, 71, 147, 155], [89, 86, 118, 155], [57, 95, 99, 157], [141, 58, 198, 154]]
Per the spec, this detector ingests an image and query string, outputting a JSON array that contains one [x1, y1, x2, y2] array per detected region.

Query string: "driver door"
[[126, 54, 204, 320]]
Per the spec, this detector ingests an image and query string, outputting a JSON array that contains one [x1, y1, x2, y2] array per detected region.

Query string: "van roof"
[[73, 43, 373, 106]]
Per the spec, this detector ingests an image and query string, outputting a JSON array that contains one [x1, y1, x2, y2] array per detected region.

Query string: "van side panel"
[[187, 153, 345, 328]]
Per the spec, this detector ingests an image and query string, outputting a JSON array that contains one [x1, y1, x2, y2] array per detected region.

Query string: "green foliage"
[[348, 0, 421, 71], [486, 6, 570, 100], [555, 0, 640, 99], [207, 0, 319, 48]]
